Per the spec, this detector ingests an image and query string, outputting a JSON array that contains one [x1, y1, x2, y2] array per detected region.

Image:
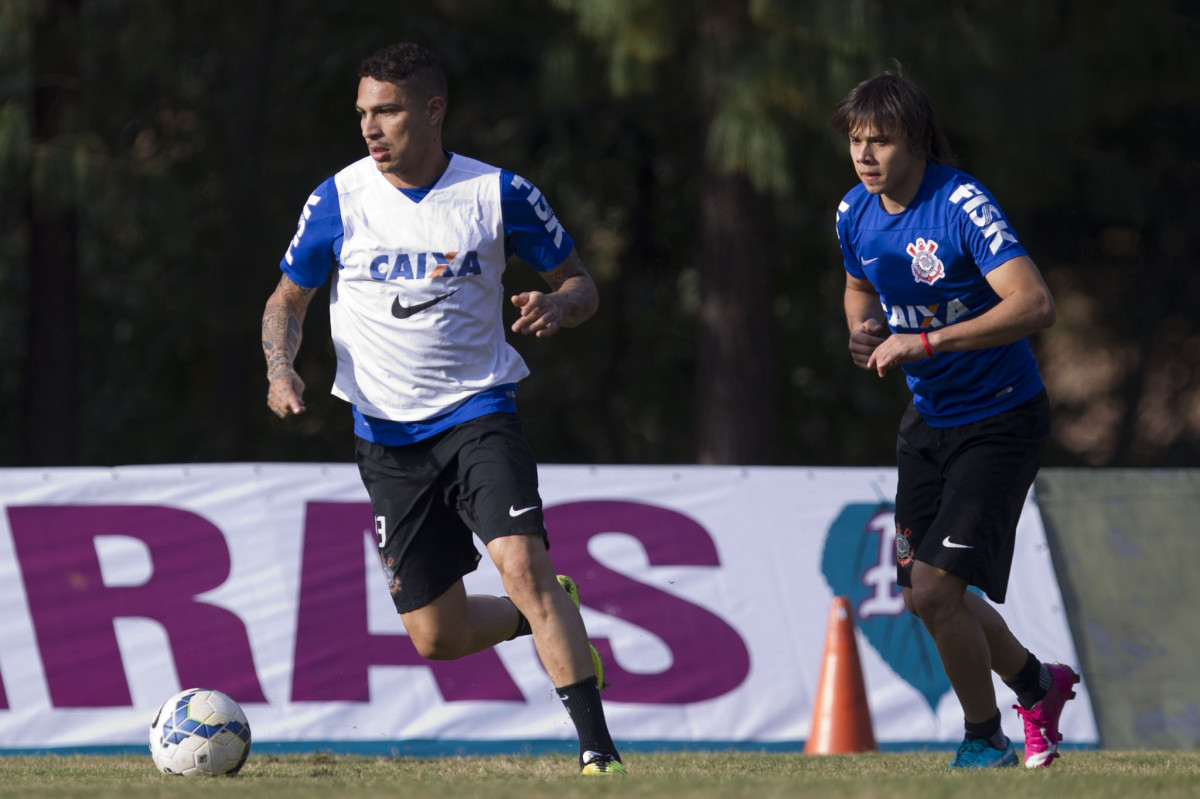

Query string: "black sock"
[[964, 710, 1007, 749], [503, 597, 531, 640], [556, 675, 619, 765], [1003, 652, 1049, 710]]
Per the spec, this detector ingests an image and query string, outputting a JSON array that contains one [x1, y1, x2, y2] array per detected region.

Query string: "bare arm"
[[844, 274, 888, 370], [510, 248, 599, 338], [262, 274, 318, 417], [867, 255, 1055, 376], [926, 255, 1056, 351]]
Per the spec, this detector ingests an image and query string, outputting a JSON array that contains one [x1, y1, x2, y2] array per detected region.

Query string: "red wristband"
[[920, 331, 935, 357]]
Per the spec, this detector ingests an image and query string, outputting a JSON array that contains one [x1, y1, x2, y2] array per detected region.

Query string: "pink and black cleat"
[[1014, 663, 1081, 768]]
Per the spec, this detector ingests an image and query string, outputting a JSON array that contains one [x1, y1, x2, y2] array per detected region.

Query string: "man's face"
[[848, 125, 924, 206], [356, 76, 440, 187]]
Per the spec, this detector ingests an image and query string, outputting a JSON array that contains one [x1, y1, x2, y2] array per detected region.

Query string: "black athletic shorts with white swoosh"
[[893, 389, 1049, 604], [355, 412, 548, 614]]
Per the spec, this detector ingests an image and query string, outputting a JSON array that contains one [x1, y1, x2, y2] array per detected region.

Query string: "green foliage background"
[[2, 0, 1198, 468]]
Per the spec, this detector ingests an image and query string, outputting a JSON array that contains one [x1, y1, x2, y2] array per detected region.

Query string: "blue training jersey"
[[836, 162, 1043, 426], [280, 152, 576, 445]]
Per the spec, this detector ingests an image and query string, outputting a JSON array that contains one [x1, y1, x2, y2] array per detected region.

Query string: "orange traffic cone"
[[804, 595, 877, 754]]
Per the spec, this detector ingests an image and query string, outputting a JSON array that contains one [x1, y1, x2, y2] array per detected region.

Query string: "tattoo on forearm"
[[262, 279, 315, 380], [553, 281, 591, 323], [543, 251, 599, 325]]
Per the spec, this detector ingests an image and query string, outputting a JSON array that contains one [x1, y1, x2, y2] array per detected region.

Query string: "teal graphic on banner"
[[821, 502, 951, 712]]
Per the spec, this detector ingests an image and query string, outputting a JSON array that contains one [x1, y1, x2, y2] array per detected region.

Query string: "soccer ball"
[[148, 688, 252, 776]]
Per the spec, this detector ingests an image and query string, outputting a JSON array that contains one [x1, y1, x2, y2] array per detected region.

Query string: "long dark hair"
[[830, 67, 957, 165]]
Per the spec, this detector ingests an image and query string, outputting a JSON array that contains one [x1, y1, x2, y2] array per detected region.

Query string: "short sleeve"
[[499, 170, 576, 271], [951, 181, 1028, 276], [836, 199, 866, 280], [280, 177, 344, 288]]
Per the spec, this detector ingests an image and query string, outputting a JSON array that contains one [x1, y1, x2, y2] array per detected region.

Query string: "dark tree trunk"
[[206, 2, 279, 460], [694, 171, 777, 464], [693, 1, 777, 465], [21, 0, 82, 466]]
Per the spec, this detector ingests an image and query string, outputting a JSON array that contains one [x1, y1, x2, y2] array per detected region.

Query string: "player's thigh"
[[894, 404, 943, 589], [937, 394, 1050, 540], [399, 578, 470, 646], [923, 394, 1050, 601], [356, 437, 482, 614], [450, 413, 549, 545]]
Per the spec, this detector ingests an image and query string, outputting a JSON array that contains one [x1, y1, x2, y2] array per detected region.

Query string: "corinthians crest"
[[907, 237, 945, 285], [895, 524, 914, 567]]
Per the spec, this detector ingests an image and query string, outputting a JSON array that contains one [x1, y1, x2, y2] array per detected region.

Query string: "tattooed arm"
[[509, 249, 599, 338], [262, 274, 318, 417]]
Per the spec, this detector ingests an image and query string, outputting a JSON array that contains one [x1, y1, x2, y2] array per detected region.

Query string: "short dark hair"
[[830, 69, 956, 165], [359, 42, 448, 103]]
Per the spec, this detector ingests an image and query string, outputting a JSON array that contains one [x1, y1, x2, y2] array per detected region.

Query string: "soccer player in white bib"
[[831, 70, 1079, 770], [261, 42, 624, 776]]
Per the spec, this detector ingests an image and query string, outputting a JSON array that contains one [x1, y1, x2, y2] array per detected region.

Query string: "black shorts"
[[355, 412, 547, 614], [893, 390, 1050, 603]]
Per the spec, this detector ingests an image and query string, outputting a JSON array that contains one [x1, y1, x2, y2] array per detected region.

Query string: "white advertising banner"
[[0, 464, 1097, 753]]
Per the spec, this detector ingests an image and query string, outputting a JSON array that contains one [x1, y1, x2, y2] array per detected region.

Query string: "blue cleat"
[[947, 736, 1019, 769]]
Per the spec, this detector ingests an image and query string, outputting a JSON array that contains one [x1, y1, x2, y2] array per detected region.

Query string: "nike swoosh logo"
[[942, 536, 974, 549], [860, 256, 880, 265], [509, 505, 540, 518], [391, 289, 458, 319]]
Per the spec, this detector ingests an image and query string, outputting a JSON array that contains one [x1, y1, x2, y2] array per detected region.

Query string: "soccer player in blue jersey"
[[831, 71, 1080, 770], [260, 42, 624, 776]]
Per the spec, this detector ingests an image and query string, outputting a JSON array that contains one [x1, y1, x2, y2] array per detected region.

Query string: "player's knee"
[[908, 584, 953, 630], [491, 543, 541, 585], [408, 627, 468, 660], [413, 638, 463, 660], [497, 563, 536, 596], [495, 562, 548, 609]]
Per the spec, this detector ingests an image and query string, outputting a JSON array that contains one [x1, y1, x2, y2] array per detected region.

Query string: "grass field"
[[2, 751, 1200, 799]]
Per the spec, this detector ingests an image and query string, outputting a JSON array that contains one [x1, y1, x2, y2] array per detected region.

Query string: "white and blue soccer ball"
[[148, 688, 252, 776]]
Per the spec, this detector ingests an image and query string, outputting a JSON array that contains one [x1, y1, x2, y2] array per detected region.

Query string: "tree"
[[21, 0, 82, 465], [548, 0, 880, 463], [866, 0, 1200, 466], [2, 0, 1197, 469]]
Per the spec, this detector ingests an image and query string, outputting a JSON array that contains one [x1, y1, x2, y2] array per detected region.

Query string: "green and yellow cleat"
[[558, 574, 581, 607], [580, 750, 627, 775], [557, 575, 606, 690]]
